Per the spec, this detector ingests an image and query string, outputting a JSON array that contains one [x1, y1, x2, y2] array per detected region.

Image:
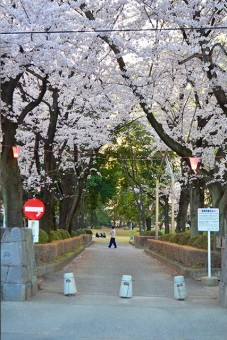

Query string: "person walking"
[[108, 226, 117, 248]]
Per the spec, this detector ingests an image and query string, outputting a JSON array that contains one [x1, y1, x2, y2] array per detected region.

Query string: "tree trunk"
[[136, 201, 142, 233], [0, 119, 23, 228], [59, 197, 73, 229], [1, 75, 47, 229], [58, 173, 74, 229], [190, 179, 204, 237], [1, 77, 24, 228], [65, 180, 84, 234], [208, 183, 227, 236], [39, 189, 55, 234], [0, 147, 23, 228], [73, 201, 86, 229], [176, 184, 190, 233], [145, 217, 151, 231], [39, 88, 59, 234]]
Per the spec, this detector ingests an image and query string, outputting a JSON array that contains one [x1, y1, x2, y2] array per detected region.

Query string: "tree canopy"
[[1, 0, 226, 235]]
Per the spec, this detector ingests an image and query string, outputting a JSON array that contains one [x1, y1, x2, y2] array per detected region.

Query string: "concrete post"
[[119, 275, 133, 298], [1, 227, 37, 301]]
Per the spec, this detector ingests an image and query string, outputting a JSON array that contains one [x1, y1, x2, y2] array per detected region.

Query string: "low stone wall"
[[146, 239, 221, 268], [219, 236, 227, 308], [34, 234, 92, 266], [134, 235, 155, 248]]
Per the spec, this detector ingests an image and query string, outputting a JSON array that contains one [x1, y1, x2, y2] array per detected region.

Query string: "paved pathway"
[[1, 238, 227, 339]]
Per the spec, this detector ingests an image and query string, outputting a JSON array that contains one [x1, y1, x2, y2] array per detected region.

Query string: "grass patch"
[[38, 246, 84, 265], [93, 227, 139, 245], [191, 264, 203, 269], [53, 246, 84, 263]]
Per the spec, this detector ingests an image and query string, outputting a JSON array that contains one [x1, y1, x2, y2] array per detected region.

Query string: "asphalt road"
[[2, 237, 227, 340]]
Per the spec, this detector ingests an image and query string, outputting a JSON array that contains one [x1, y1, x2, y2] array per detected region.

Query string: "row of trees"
[[1, 0, 226, 236]]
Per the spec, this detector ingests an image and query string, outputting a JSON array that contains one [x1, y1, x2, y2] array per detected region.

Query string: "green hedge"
[[159, 233, 173, 242], [177, 234, 191, 245], [159, 232, 216, 250], [140, 230, 162, 237], [37, 228, 94, 244], [58, 229, 71, 239], [189, 235, 215, 250], [38, 229, 49, 244], [84, 229, 93, 235], [49, 230, 61, 242], [71, 229, 93, 236]]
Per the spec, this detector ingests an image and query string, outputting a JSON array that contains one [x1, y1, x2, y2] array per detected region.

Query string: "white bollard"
[[174, 275, 187, 300], [119, 275, 133, 298], [64, 273, 77, 296]]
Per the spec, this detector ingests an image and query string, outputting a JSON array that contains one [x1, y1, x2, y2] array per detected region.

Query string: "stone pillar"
[[1, 227, 37, 301], [219, 236, 227, 308]]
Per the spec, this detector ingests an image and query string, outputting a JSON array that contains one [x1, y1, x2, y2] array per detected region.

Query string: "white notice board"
[[198, 208, 219, 232]]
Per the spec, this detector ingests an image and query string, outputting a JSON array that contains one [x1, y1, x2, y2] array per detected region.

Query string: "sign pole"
[[198, 208, 219, 285], [155, 179, 159, 240], [28, 220, 40, 243], [208, 231, 211, 278], [23, 198, 45, 243]]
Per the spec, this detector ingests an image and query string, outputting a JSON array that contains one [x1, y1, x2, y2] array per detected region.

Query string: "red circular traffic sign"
[[23, 198, 45, 220]]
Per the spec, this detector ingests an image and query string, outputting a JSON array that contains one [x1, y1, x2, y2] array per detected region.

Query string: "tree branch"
[[18, 75, 48, 124], [178, 53, 202, 65]]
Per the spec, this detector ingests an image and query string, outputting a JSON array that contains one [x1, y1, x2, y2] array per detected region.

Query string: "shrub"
[[57, 229, 71, 239], [84, 229, 93, 235], [178, 234, 191, 245], [191, 235, 215, 250], [71, 229, 86, 236], [168, 235, 178, 243], [141, 230, 162, 236], [49, 230, 61, 242], [187, 236, 199, 247], [168, 233, 190, 245], [38, 228, 49, 244], [75, 229, 86, 236], [159, 233, 173, 242], [192, 235, 208, 250], [159, 232, 216, 250]]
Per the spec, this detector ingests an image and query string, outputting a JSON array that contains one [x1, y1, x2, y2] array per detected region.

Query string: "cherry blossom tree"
[[78, 0, 227, 235], [1, 0, 226, 236], [0, 0, 133, 228]]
